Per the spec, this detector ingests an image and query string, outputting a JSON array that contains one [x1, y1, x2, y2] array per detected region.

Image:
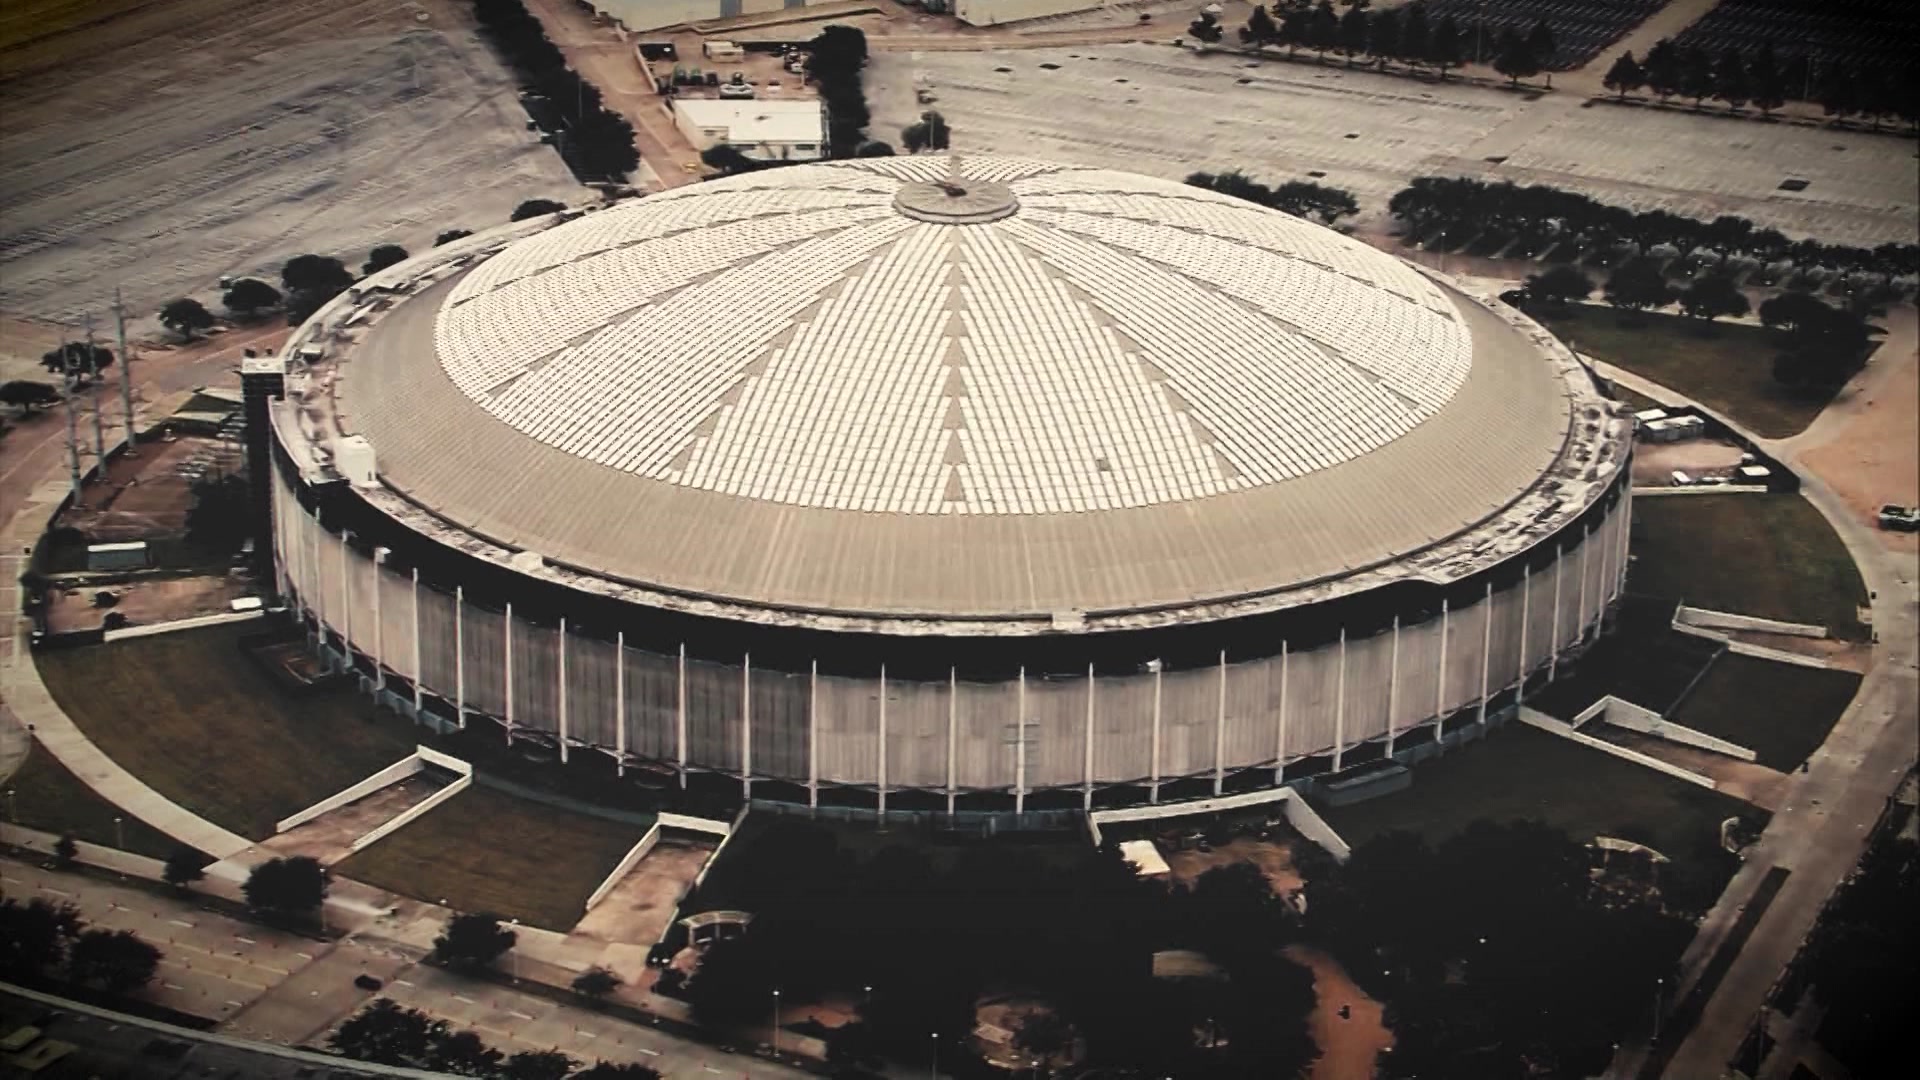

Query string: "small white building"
[[953, 0, 1111, 26], [1118, 838, 1173, 880], [672, 98, 826, 162]]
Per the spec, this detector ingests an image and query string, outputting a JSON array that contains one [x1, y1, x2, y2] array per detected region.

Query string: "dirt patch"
[[1593, 726, 1792, 812], [259, 773, 447, 866], [1286, 944, 1393, 1080], [53, 435, 240, 541], [1797, 308, 1919, 557], [1162, 835, 1305, 906], [1631, 438, 1752, 485], [44, 573, 249, 633]]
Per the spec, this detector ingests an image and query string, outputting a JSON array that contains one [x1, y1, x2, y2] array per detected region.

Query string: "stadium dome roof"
[[338, 156, 1583, 627]]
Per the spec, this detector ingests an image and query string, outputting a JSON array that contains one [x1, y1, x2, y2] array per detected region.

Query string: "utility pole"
[[59, 339, 83, 502], [113, 289, 136, 454], [84, 315, 107, 465]]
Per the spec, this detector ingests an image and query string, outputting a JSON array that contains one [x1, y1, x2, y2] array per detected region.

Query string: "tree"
[[1524, 265, 1593, 306], [433, 913, 517, 972], [1337, 5, 1369, 65], [0, 380, 61, 413], [0, 898, 84, 980], [54, 834, 78, 867], [433, 229, 473, 247], [805, 24, 868, 78], [158, 297, 215, 341], [40, 343, 114, 386], [1748, 44, 1785, 116], [571, 1064, 662, 1080], [362, 244, 410, 276], [163, 846, 207, 892], [331, 998, 446, 1066], [1367, 8, 1399, 68], [1605, 261, 1676, 316], [1492, 28, 1539, 88], [1604, 52, 1645, 100], [700, 143, 758, 175], [280, 254, 354, 296], [222, 277, 282, 316], [511, 198, 566, 221], [243, 855, 328, 919], [1525, 20, 1555, 70], [502, 1049, 577, 1080], [1679, 273, 1750, 326], [67, 929, 161, 993], [186, 473, 251, 555], [901, 110, 950, 153], [853, 140, 895, 157], [1643, 39, 1680, 100], [1244, 4, 1278, 46], [1188, 12, 1225, 44], [1678, 45, 1715, 107], [1816, 62, 1858, 122], [1427, 13, 1462, 77], [1013, 1010, 1076, 1062], [425, 1029, 503, 1077], [1712, 48, 1749, 111], [1308, 0, 1339, 56], [572, 965, 622, 1000], [1277, 5, 1310, 56], [685, 933, 780, 1027]]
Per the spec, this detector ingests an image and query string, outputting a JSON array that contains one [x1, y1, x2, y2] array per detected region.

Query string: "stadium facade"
[[259, 156, 1633, 815]]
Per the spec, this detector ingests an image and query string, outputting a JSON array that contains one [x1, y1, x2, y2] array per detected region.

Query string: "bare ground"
[[569, 839, 713, 948], [45, 574, 250, 633], [1287, 944, 1394, 1080]]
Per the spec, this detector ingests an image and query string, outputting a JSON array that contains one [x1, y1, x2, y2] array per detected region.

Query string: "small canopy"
[[1119, 838, 1172, 878]]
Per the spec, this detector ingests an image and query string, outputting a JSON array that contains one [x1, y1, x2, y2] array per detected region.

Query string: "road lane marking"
[[508, 1010, 533, 1021], [168, 919, 194, 928], [37, 886, 73, 897], [577, 1030, 597, 1039], [453, 994, 475, 1004], [395, 979, 415, 987], [636, 1047, 659, 1056], [235, 935, 256, 944], [163, 983, 185, 991]]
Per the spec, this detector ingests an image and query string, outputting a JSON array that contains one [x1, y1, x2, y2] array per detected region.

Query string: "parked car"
[[1878, 504, 1920, 531]]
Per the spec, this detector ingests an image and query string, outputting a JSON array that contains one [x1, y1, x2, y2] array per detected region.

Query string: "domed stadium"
[[254, 155, 1634, 817]]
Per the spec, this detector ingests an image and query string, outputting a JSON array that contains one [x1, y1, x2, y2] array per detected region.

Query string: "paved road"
[[0, 853, 816, 1078]]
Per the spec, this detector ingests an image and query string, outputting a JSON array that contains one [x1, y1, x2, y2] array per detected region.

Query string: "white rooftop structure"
[[1119, 839, 1173, 878], [671, 99, 825, 159], [328, 156, 1616, 628]]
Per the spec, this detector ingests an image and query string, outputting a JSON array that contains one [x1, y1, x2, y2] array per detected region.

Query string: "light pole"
[[508, 918, 520, 980], [113, 815, 124, 851], [929, 1032, 939, 1080], [4, 787, 14, 823], [1653, 977, 1664, 1042], [771, 988, 781, 1054]]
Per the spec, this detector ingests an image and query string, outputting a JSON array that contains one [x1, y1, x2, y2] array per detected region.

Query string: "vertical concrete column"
[[1433, 599, 1449, 738], [615, 631, 627, 777], [1477, 581, 1494, 724], [878, 665, 889, 821], [1148, 662, 1163, 804], [946, 667, 958, 816], [1578, 524, 1592, 640], [371, 548, 386, 692], [1213, 650, 1227, 796], [1083, 661, 1096, 812], [1517, 565, 1531, 704], [454, 584, 467, 729], [504, 601, 515, 744], [1385, 615, 1401, 757], [1332, 628, 1348, 773], [339, 531, 351, 657], [741, 654, 752, 802], [558, 617, 570, 764], [1617, 486, 1633, 601], [1550, 543, 1564, 683], [1274, 641, 1289, 785], [411, 568, 424, 715], [1014, 667, 1026, 817], [676, 644, 688, 789], [807, 660, 819, 810]]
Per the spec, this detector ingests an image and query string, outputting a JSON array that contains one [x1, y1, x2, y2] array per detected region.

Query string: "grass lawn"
[[1629, 495, 1869, 638], [36, 624, 419, 840], [335, 784, 646, 931], [1534, 306, 1833, 438], [1672, 655, 1863, 772], [1318, 723, 1755, 909], [4, 746, 181, 861]]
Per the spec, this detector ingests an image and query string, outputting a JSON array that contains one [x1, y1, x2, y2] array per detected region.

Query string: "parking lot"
[[865, 43, 1917, 245]]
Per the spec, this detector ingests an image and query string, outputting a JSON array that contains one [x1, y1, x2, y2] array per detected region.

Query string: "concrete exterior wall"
[[955, 0, 1108, 27], [274, 466, 1629, 805], [1676, 605, 1828, 638]]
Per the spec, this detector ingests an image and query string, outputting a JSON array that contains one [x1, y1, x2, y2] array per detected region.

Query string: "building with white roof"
[[257, 156, 1633, 822], [671, 98, 827, 163]]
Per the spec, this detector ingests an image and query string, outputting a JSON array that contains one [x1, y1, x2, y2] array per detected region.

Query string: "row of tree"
[[1603, 41, 1918, 129], [1388, 175, 1920, 287], [0, 895, 163, 996], [1186, 169, 1360, 224], [330, 997, 657, 1079], [470, 0, 638, 182], [1193, 2, 1555, 84]]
